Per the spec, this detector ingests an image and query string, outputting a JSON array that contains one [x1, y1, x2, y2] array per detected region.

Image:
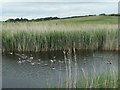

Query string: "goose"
[[31, 62, 35, 65], [105, 60, 112, 64], [52, 67, 55, 70], [9, 52, 13, 55], [59, 60, 63, 63], [44, 63, 48, 66], [18, 58, 21, 60], [22, 60, 26, 63], [53, 56, 56, 59], [38, 59, 41, 61], [63, 51, 66, 54], [20, 54, 27, 60], [30, 56, 34, 60], [18, 61, 22, 64], [53, 59, 56, 62], [37, 63, 41, 65], [22, 56, 27, 59], [22, 54, 25, 56], [26, 59, 32, 63], [50, 59, 54, 63]]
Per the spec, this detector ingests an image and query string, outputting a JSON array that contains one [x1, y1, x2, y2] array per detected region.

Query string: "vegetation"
[[46, 49, 118, 88], [77, 70, 118, 88], [2, 15, 118, 52], [2, 15, 118, 88], [4, 14, 119, 22]]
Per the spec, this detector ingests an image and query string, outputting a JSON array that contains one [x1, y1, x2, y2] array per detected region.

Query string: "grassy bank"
[[2, 16, 118, 52]]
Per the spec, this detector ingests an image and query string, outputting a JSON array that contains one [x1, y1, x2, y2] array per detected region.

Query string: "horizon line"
[[1, 13, 118, 22]]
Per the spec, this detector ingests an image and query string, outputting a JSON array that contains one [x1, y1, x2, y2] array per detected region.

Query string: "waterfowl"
[[59, 60, 63, 63], [58, 60, 61, 63], [18, 58, 21, 60], [44, 63, 48, 66], [37, 63, 41, 65], [105, 60, 112, 64], [50, 59, 54, 63], [18, 61, 22, 64], [20, 54, 27, 60], [9, 52, 13, 55], [52, 67, 55, 70], [38, 59, 41, 61], [22, 54, 25, 56], [63, 51, 66, 54], [53, 56, 56, 59], [22, 60, 26, 63], [22, 56, 27, 59], [26, 59, 32, 63], [30, 56, 34, 60], [31, 62, 35, 65]]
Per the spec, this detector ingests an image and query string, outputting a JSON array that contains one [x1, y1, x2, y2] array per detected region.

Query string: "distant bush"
[[99, 13, 120, 16], [5, 18, 29, 22], [109, 14, 120, 16], [5, 17, 60, 22], [99, 13, 106, 16]]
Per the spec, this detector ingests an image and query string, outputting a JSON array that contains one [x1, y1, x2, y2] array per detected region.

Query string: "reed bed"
[[77, 71, 118, 88], [2, 16, 118, 52]]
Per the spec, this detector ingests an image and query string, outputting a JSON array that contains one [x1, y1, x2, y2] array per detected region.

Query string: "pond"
[[2, 50, 118, 88]]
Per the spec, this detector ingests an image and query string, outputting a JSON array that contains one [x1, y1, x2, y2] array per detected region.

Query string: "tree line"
[[5, 14, 120, 22]]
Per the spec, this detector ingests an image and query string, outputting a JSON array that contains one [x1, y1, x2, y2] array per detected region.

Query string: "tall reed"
[[2, 28, 118, 52], [2, 16, 118, 52]]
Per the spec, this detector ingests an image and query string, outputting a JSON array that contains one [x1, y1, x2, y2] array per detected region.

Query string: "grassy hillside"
[[2, 16, 118, 52], [58, 16, 118, 24]]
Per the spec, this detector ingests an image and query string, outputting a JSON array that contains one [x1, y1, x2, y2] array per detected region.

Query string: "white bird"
[[53, 56, 56, 59], [53, 59, 56, 62], [18, 61, 22, 64], [50, 59, 54, 63], [22, 60, 26, 63], [38, 59, 41, 61], [63, 51, 66, 54], [105, 60, 112, 64], [52, 67, 55, 70], [31, 62, 35, 65], [22, 54, 25, 56], [26, 59, 32, 63], [37, 63, 41, 65], [59, 60, 64, 63], [30, 57, 34, 60], [9, 52, 13, 55], [44, 64, 48, 66], [21, 55, 27, 59]]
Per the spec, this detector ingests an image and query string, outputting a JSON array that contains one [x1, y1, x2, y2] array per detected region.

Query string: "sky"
[[0, 0, 119, 21]]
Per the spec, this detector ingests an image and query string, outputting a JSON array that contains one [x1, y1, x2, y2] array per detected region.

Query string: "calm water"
[[2, 51, 118, 88]]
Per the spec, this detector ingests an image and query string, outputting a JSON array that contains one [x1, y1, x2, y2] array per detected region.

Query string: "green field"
[[2, 16, 118, 52]]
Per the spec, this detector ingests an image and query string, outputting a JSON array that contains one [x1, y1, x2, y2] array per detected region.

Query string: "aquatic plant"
[[2, 16, 118, 52], [61, 49, 118, 88], [2, 28, 118, 52]]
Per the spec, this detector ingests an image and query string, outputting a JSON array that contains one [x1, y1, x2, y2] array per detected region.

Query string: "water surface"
[[2, 51, 118, 88]]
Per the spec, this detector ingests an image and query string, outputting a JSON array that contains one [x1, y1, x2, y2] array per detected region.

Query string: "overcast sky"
[[0, 0, 119, 21]]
